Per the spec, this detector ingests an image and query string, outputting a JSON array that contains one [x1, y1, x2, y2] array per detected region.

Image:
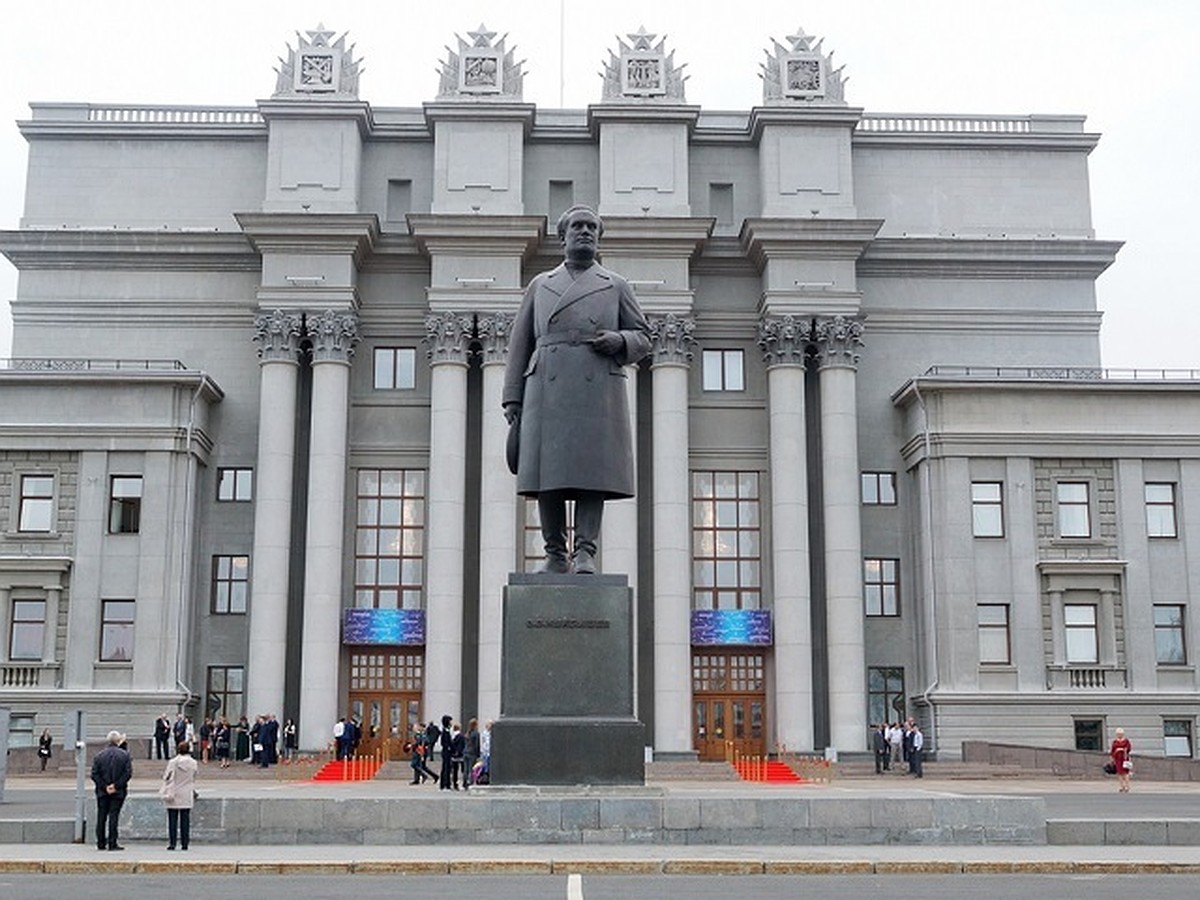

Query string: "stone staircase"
[[645, 760, 740, 782]]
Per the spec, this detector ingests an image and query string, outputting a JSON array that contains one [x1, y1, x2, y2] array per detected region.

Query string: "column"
[[422, 312, 474, 723], [649, 314, 695, 757], [815, 315, 867, 753], [246, 310, 302, 721], [476, 312, 518, 725], [758, 315, 815, 753], [43, 586, 61, 664], [601, 370, 639, 579], [297, 310, 359, 750]]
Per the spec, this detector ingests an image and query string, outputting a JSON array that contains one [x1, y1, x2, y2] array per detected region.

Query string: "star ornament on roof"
[[306, 24, 336, 47], [468, 23, 497, 47], [627, 26, 657, 51]]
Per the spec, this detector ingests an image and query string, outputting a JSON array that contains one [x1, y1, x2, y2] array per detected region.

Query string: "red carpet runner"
[[311, 758, 382, 782], [733, 759, 805, 784]]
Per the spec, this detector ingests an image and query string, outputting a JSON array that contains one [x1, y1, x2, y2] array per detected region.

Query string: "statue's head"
[[557, 205, 603, 263]]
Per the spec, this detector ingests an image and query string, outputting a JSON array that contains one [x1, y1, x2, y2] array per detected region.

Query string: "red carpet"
[[311, 758, 382, 782], [733, 759, 805, 783]]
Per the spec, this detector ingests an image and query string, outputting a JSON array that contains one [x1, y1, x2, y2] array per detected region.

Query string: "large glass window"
[[354, 469, 426, 609], [977, 604, 1011, 664], [861, 472, 896, 506], [373, 348, 416, 390], [109, 476, 142, 534], [1154, 604, 1187, 665], [1064, 603, 1098, 664], [9, 599, 45, 660], [1145, 482, 1178, 538], [1056, 481, 1091, 538], [100, 600, 135, 662], [971, 481, 1004, 537], [701, 350, 745, 392], [1164, 720, 1194, 758], [868, 666, 905, 725], [863, 558, 900, 617], [211, 555, 250, 615], [18, 475, 54, 532], [692, 471, 761, 609], [207, 666, 245, 724], [1074, 718, 1103, 751], [217, 468, 253, 502]]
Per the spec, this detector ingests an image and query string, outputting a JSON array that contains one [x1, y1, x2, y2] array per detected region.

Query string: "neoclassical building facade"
[[1, 23, 1197, 761]]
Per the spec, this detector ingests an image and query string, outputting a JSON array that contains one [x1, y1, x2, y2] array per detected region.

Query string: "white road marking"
[[567, 872, 584, 900]]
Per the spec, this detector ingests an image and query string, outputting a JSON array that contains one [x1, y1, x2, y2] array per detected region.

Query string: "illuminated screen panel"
[[690, 609, 773, 646], [342, 608, 426, 645]]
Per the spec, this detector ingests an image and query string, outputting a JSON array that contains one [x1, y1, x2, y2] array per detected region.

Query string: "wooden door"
[[692, 650, 767, 761], [348, 691, 422, 760]]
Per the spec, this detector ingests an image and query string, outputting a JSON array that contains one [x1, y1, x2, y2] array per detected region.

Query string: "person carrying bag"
[[160, 740, 198, 850]]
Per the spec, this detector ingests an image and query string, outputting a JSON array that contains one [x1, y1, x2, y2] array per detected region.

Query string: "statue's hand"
[[503, 402, 522, 425], [590, 330, 625, 356]]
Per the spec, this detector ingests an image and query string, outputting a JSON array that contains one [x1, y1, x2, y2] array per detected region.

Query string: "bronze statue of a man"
[[503, 206, 652, 574]]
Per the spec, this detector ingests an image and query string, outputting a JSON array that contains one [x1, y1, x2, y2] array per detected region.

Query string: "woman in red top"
[[1110, 727, 1132, 793]]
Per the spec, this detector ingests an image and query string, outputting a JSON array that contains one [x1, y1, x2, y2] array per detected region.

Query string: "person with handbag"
[[160, 740, 198, 850], [1110, 727, 1132, 793], [37, 728, 52, 772]]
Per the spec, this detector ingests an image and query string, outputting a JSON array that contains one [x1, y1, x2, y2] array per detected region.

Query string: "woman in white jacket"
[[160, 741, 198, 850]]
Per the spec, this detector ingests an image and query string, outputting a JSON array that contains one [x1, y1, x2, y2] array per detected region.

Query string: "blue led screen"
[[690, 609, 773, 646], [342, 608, 426, 646]]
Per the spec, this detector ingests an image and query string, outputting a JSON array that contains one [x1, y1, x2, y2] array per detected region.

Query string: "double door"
[[348, 691, 423, 760], [693, 695, 765, 761]]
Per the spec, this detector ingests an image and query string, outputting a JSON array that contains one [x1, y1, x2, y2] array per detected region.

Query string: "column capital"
[[253, 309, 304, 363], [477, 312, 514, 365], [425, 311, 474, 366], [757, 314, 813, 368], [814, 315, 864, 370], [648, 314, 695, 367], [309, 309, 361, 364]]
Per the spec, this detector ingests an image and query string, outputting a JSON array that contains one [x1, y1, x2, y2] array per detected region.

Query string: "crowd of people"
[[154, 711, 298, 768], [871, 719, 925, 777], [402, 715, 491, 790]]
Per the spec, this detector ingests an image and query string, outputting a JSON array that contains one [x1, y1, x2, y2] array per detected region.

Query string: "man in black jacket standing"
[[91, 730, 133, 850], [154, 714, 170, 760]]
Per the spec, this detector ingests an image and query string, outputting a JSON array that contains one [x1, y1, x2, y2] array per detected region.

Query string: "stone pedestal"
[[490, 573, 645, 785]]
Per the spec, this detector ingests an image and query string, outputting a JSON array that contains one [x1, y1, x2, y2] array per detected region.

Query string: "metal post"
[[65, 710, 86, 843]]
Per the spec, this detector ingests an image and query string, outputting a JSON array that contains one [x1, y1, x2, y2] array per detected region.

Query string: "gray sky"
[[2, 0, 1196, 368]]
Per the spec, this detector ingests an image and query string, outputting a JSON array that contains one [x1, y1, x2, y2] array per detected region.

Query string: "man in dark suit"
[[91, 730, 133, 850], [503, 205, 651, 575], [154, 714, 171, 760], [438, 714, 454, 790]]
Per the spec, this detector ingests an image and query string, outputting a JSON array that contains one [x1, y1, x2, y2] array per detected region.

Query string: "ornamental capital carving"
[[648, 314, 695, 367], [757, 315, 813, 368], [425, 312, 474, 366], [813, 315, 864, 369], [477, 312, 513, 365], [252, 309, 304, 362], [308, 309, 361, 363]]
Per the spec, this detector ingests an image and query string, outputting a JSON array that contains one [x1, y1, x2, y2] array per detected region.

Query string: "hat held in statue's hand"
[[506, 417, 520, 475]]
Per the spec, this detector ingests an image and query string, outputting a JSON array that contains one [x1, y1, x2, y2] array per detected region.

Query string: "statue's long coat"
[[503, 261, 651, 498]]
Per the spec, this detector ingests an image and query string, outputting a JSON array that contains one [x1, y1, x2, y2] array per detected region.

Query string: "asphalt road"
[[2, 873, 1199, 899]]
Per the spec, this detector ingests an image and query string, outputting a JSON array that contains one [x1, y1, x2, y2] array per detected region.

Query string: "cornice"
[[748, 105, 865, 143], [406, 215, 546, 261], [586, 102, 702, 136], [0, 229, 258, 271], [853, 131, 1101, 153], [596, 216, 715, 257], [422, 100, 537, 136], [860, 237, 1122, 279], [234, 212, 381, 265], [256, 98, 374, 138], [740, 218, 884, 270]]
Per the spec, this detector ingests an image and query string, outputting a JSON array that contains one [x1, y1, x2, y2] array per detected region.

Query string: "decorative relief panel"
[[602, 27, 687, 101], [761, 27, 847, 104], [273, 24, 363, 98], [437, 24, 525, 99]]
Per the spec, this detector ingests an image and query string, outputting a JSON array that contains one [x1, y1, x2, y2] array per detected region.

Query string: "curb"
[[4, 858, 1200, 876]]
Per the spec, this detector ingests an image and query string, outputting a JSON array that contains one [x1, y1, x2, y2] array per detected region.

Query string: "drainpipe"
[[911, 379, 939, 753], [174, 377, 205, 708]]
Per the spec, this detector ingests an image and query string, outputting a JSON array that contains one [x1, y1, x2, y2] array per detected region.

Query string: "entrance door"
[[347, 649, 425, 760], [348, 691, 422, 760], [692, 650, 767, 761]]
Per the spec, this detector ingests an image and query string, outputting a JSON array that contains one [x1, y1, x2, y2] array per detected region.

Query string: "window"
[[867, 667, 906, 725], [701, 350, 745, 392], [1063, 603, 1098, 664], [99, 600, 135, 662], [971, 481, 1004, 537], [354, 469, 426, 609], [207, 666, 245, 724], [211, 555, 250, 615], [217, 468, 253, 502], [1145, 482, 1178, 538], [861, 472, 896, 505], [1074, 718, 1103, 751], [7, 714, 34, 749], [864, 558, 900, 616], [17, 474, 54, 532], [977, 604, 1011, 664], [1164, 720, 1194, 758], [9, 599, 45, 660], [692, 471, 761, 610], [1153, 604, 1187, 665], [1056, 481, 1090, 538], [109, 476, 142, 534], [373, 348, 416, 390]]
